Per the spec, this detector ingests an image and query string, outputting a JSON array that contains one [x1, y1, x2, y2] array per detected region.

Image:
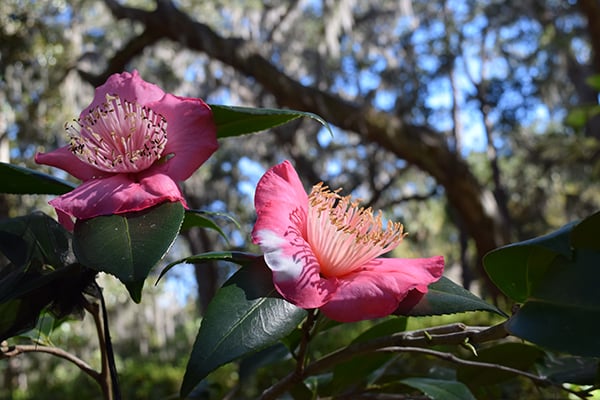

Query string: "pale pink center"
[[306, 183, 406, 278], [67, 94, 168, 173]]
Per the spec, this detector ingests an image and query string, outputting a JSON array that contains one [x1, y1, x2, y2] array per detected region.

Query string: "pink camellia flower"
[[35, 70, 218, 229], [252, 160, 444, 322]]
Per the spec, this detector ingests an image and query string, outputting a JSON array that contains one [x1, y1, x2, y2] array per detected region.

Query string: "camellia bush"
[[1, 71, 599, 399]]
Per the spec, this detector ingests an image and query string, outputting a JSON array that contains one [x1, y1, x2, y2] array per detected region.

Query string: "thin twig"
[[375, 346, 588, 399], [1, 341, 101, 384], [295, 309, 316, 376], [84, 283, 121, 400], [261, 322, 508, 400]]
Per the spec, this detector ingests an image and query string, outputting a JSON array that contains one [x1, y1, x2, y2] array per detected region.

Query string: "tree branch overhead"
[[98, 0, 509, 266]]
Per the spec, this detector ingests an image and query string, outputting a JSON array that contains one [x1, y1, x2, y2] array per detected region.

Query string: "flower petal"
[[255, 229, 336, 309], [35, 146, 106, 181], [252, 160, 309, 242], [84, 70, 165, 112], [49, 170, 185, 221], [252, 162, 335, 308], [320, 256, 444, 322], [150, 94, 218, 181]]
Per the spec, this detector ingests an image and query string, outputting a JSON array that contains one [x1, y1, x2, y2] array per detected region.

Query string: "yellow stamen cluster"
[[307, 182, 406, 277]]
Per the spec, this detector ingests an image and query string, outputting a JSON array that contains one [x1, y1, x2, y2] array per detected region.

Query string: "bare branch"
[[375, 347, 588, 399], [260, 322, 510, 399], [79, 28, 162, 87], [1, 341, 101, 384]]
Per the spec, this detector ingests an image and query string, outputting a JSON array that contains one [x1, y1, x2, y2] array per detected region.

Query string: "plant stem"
[[295, 309, 316, 375], [261, 322, 510, 399], [85, 283, 121, 400], [1, 341, 101, 384]]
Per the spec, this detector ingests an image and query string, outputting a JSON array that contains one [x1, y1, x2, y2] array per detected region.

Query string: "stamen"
[[307, 183, 406, 278], [67, 94, 167, 173]]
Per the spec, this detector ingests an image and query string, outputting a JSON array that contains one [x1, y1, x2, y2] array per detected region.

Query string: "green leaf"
[[0, 299, 45, 342], [400, 377, 476, 400], [537, 354, 600, 385], [0, 211, 74, 270], [0, 213, 95, 341], [484, 213, 600, 356], [0, 263, 95, 342], [209, 104, 332, 138], [407, 277, 504, 316], [181, 209, 240, 244], [505, 249, 600, 357], [570, 211, 600, 250], [483, 221, 576, 302], [156, 251, 259, 284], [0, 162, 76, 195], [507, 302, 600, 357], [456, 343, 544, 387], [180, 259, 307, 397], [73, 202, 184, 302]]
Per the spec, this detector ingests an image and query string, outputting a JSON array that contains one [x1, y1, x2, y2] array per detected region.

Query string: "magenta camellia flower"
[[252, 160, 444, 322], [35, 70, 218, 229]]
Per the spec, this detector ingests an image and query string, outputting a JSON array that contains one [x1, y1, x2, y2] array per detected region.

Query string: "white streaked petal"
[[256, 229, 303, 281]]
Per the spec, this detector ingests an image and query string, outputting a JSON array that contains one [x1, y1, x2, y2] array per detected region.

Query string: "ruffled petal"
[[251, 160, 309, 243], [49, 170, 185, 221], [252, 161, 335, 308], [255, 229, 336, 309], [150, 94, 218, 181], [35, 146, 106, 181], [84, 70, 165, 112], [320, 256, 444, 322]]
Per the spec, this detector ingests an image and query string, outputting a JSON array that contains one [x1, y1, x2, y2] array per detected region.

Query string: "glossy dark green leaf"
[[483, 221, 576, 301], [484, 213, 600, 357], [181, 209, 240, 244], [457, 343, 544, 386], [570, 211, 600, 250], [0, 212, 74, 271], [505, 248, 600, 356], [156, 251, 259, 284], [0, 264, 95, 341], [0, 299, 46, 342], [507, 303, 600, 357], [0, 213, 95, 341], [180, 259, 307, 397], [0, 213, 75, 304], [0, 162, 76, 195], [537, 354, 600, 385], [209, 104, 332, 138], [400, 377, 476, 400], [73, 202, 184, 302], [0, 263, 96, 342], [407, 277, 504, 316]]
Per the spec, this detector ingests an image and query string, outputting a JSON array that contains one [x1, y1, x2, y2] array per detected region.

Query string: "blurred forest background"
[[1, 0, 600, 398]]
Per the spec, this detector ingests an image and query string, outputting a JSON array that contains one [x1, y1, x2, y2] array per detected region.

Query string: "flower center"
[[67, 94, 168, 173], [306, 183, 406, 278]]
